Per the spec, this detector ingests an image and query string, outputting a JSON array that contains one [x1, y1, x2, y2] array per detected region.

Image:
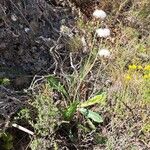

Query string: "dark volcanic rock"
[[0, 0, 75, 117], [0, 0, 74, 75]]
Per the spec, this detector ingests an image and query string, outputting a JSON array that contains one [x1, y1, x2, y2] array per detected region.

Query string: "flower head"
[[96, 28, 110, 38], [128, 65, 137, 70], [98, 48, 111, 58], [144, 65, 150, 71], [93, 9, 107, 20], [137, 65, 143, 70], [125, 74, 132, 80], [143, 74, 150, 79]]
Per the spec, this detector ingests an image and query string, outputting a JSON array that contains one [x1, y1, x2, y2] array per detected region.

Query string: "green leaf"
[[80, 93, 107, 108], [47, 75, 68, 97], [94, 133, 107, 144], [63, 102, 78, 121], [79, 108, 103, 123], [87, 119, 96, 130], [0, 78, 10, 85], [1, 133, 13, 150]]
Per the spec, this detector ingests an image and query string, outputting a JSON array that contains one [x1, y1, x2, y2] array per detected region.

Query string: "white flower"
[[98, 48, 111, 58], [93, 9, 107, 20], [96, 28, 110, 38], [11, 14, 17, 21]]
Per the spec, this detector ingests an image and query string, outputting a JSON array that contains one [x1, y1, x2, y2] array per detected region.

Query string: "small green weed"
[[0, 132, 13, 150]]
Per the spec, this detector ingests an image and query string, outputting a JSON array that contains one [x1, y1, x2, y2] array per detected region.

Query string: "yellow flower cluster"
[[128, 64, 150, 71], [128, 64, 137, 70], [144, 65, 150, 71], [143, 74, 150, 79], [125, 74, 132, 80], [125, 64, 150, 80]]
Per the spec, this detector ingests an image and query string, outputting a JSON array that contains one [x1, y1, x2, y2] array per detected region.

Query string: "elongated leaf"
[[63, 102, 79, 121], [79, 108, 103, 123], [47, 75, 68, 97], [80, 93, 107, 108], [87, 119, 96, 130]]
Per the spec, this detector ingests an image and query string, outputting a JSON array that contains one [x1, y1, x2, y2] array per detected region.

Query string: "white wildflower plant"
[[96, 28, 110, 38], [93, 9, 107, 20], [98, 48, 111, 58]]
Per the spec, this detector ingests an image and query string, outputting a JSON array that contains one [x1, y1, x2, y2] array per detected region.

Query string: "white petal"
[[96, 28, 110, 38], [98, 49, 111, 58], [93, 9, 107, 20]]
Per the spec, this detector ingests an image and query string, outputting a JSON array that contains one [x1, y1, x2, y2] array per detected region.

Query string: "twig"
[[28, 75, 45, 91], [12, 123, 34, 135], [122, 101, 135, 120], [70, 52, 78, 74]]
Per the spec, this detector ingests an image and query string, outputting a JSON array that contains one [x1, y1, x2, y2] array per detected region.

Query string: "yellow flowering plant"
[[127, 64, 150, 80]]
